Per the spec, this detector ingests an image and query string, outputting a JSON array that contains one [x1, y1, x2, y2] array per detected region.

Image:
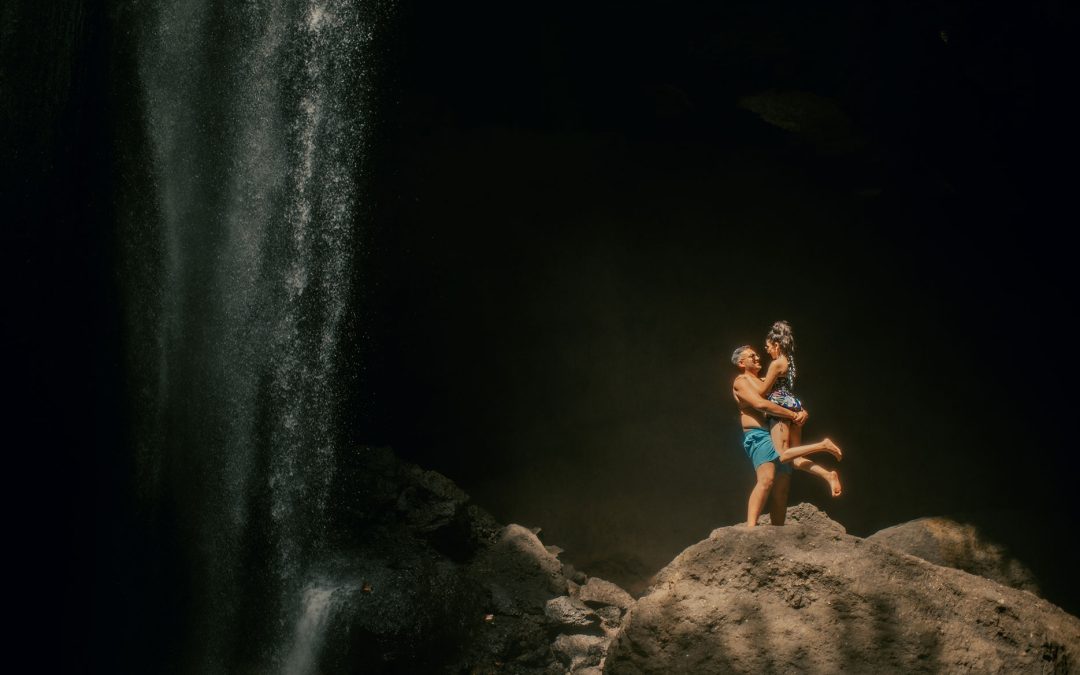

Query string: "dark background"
[[356, 0, 1077, 597], [4, 0, 1076, 667]]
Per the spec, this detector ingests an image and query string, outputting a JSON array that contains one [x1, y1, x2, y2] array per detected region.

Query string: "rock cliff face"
[[605, 504, 1080, 674]]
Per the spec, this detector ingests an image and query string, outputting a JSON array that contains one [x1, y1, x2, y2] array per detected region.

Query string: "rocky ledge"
[[314, 446, 632, 673], [605, 503, 1080, 674]]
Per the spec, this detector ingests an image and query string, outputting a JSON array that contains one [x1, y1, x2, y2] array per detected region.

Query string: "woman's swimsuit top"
[[767, 359, 802, 412]]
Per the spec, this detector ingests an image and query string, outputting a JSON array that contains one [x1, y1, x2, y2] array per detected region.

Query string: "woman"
[[754, 320, 842, 497]]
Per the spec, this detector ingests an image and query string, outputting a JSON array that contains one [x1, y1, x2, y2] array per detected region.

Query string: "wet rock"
[[867, 516, 1040, 594], [606, 503, 1080, 674], [397, 465, 470, 531], [314, 545, 485, 674], [577, 577, 634, 612], [455, 612, 552, 674], [550, 634, 608, 671]]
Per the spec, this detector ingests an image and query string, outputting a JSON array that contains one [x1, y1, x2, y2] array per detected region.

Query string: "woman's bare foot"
[[826, 470, 842, 497], [822, 438, 842, 461]]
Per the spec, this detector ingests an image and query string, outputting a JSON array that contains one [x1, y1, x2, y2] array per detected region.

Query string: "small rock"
[[544, 596, 601, 633], [578, 577, 634, 611]]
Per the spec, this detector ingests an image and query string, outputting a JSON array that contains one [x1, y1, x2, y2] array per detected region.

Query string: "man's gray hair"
[[731, 345, 752, 366]]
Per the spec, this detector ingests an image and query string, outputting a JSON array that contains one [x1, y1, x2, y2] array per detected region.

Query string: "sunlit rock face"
[[867, 516, 1041, 595], [606, 503, 1080, 674]]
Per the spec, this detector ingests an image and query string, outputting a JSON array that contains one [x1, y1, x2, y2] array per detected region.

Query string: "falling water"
[[122, 0, 389, 671], [282, 581, 361, 675]]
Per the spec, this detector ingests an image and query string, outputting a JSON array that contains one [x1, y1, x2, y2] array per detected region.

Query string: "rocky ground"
[[605, 503, 1080, 674], [315, 446, 632, 673], [312, 449, 1079, 673]]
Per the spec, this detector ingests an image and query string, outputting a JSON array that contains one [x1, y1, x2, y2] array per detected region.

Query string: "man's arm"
[[756, 358, 785, 395], [733, 376, 808, 424]]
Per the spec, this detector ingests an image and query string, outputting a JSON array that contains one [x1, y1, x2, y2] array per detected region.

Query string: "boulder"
[[470, 524, 568, 615], [606, 503, 1080, 674], [867, 516, 1040, 594]]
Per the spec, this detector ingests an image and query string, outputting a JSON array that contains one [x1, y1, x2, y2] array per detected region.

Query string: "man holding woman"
[[730, 324, 842, 527]]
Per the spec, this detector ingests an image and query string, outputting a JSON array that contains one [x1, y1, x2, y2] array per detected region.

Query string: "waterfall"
[[282, 581, 360, 675], [122, 0, 390, 670]]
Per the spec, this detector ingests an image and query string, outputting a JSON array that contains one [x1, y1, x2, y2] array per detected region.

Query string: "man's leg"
[[746, 461, 776, 527], [768, 467, 791, 525]]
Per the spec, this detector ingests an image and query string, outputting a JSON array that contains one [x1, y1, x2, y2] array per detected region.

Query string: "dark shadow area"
[[358, 0, 1077, 610]]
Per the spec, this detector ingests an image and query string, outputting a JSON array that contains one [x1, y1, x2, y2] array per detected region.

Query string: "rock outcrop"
[[316, 446, 632, 674], [867, 516, 1040, 595], [606, 503, 1080, 674]]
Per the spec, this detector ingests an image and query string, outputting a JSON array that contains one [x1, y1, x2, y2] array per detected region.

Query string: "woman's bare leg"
[[776, 436, 842, 463], [791, 457, 843, 497], [770, 418, 790, 454], [789, 424, 842, 496]]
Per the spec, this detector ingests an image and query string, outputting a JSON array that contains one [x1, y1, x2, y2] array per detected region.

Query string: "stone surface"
[[606, 503, 1080, 674], [752, 501, 846, 534], [868, 516, 1040, 594], [544, 596, 601, 633], [551, 634, 608, 671], [470, 524, 569, 615], [594, 605, 623, 627], [577, 577, 635, 611]]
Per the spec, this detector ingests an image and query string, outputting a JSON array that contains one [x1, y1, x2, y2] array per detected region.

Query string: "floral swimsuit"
[[768, 368, 802, 413]]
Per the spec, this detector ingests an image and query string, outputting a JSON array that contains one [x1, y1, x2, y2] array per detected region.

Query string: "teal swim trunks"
[[742, 427, 793, 474]]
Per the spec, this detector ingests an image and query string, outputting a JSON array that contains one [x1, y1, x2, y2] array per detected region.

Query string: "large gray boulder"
[[606, 503, 1080, 674], [470, 524, 569, 615], [867, 516, 1040, 594]]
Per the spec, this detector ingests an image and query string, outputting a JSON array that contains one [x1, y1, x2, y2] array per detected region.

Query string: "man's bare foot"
[[822, 438, 842, 461], [826, 470, 842, 497]]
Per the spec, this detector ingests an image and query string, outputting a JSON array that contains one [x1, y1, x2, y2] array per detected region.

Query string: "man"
[[731, 345, 842, 527]]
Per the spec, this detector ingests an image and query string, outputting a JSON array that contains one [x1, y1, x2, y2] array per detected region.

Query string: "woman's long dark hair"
[[766, 320, 796, 387]]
